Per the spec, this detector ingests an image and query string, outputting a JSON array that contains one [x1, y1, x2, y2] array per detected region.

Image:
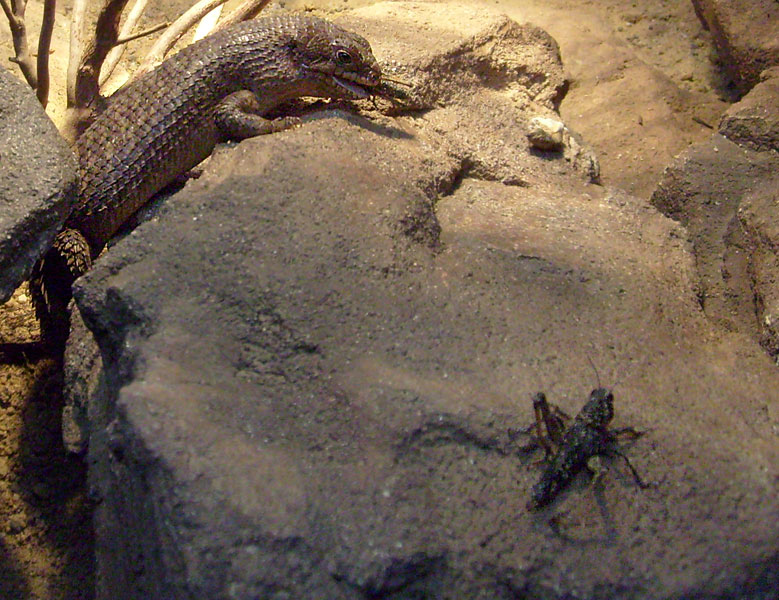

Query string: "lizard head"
[[291, 17, 383, 100]]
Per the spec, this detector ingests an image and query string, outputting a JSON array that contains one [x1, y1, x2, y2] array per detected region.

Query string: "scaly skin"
[[31, 14, 385, 341]]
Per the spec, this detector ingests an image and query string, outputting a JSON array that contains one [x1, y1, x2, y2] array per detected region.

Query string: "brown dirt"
[[0, 287, 93, 600], [0, 0, 737, 597]]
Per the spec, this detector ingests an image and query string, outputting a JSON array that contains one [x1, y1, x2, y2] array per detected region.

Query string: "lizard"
[[30, 13, 395, 342]]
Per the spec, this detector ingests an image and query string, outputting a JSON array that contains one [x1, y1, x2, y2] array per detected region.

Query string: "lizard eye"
[[335, 49, 354, 66]]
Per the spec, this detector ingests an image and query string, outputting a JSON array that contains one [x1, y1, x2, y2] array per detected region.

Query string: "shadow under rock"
[[10, 351, 95, 599]]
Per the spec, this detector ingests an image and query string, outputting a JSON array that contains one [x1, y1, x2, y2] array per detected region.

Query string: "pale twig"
[[115, 21, 169, 45], [66, 0, 86, 107], [134, 0, 229, 79], [215, 0, 271, 31], [99, 0, 149, 86], [193, 4, 221, 41], [1, 0, 37, 89], [35, 0, 56, 106]]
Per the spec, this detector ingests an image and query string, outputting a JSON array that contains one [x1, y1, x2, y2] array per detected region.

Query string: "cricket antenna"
[[586, 355, 602, 389]]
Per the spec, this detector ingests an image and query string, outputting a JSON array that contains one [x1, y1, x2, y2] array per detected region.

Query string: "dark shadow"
[[0, 341, 51, 364], [3, 347, 95, 599], [267, 97, 418, 140], [531, 479, 615, 545], [301, 106, 416, 140], [528, 147, 564, 162]]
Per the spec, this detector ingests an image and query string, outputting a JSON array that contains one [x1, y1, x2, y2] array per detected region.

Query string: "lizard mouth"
[[330, 71, 379, 99], [332, 75, 369, 99]]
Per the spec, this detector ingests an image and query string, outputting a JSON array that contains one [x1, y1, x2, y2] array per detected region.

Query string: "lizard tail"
[[30, 229, 92, 347]]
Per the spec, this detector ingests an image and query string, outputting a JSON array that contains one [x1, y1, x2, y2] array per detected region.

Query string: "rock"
[[691, 0, 779, 94], [529, 1, 726, 199], [719, 66, 779, 151], [651, 134, 778, 341], [67, 3, 778, 599], [526, 116, 600, 182], [653, 62, 779, 355], [527, 116, 565, 150], [62, 305, 104, 454], [6, 513, 26, 534], [339, 2, 571, 186], [77, 112, 779, 599], [0, 65, 77, 303], [738, 175, 779, 355]]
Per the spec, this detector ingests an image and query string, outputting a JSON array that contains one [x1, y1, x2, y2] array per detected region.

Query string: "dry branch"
[[193, 3, 221, 41], [36, 0, 56, 106], [115, 21, 167, 45], [133, 0, 230, 79], [66, 0, 86, 104], [1, 0, 37, 89], [70, 0, 130, 107], [64, 0, 130, 141], [215, 0, 271, 31], [99, 0, 148, 86]]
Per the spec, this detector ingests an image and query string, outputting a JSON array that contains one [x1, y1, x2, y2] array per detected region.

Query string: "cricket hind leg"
[[517, 392, 570, 457], [533, 392, 570, 457], [608, 427, 651, 487], [30, 228, 92, 346]]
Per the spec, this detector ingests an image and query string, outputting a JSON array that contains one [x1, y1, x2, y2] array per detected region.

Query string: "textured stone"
[[651, 134, 778, 339], [0, 66, 77, 303], [738, 175, 779, 354], [527, 116, 565, 150], [691, 0, 779, 94], [65, 4, 778, 599], [719, 66, 779, 151]]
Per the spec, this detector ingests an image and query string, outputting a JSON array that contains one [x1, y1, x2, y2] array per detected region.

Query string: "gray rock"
[[67, 4, 778, 599], [651, 134, 778, 342], [738, 174, 779, 355], [339, 2, 570, 185], [0, 66, 77, 303], [719, 66, 779, 151], [62, 305, 103, 454], [74, 111, 779, 600], [691, 0, 779, 94]]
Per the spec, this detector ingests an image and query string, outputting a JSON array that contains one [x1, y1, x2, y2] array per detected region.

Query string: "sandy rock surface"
[[720, 66, 779, 151], [55, 3, 779, 598], [652, 59, 779, 358], [692, 0, 779, 94], [1, 1, 778, 599]]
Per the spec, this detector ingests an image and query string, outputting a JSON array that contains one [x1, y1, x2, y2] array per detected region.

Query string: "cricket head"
[[578, 387, 614, 427], [531, 391, 548, 410]]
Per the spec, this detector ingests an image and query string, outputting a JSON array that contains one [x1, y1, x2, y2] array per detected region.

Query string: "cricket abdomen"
[[526, 422, 609, 510]]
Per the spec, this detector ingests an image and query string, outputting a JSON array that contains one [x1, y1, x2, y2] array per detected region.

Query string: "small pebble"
[[527, 116, 565, 151]]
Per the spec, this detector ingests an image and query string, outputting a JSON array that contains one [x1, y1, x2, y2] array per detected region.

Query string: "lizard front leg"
[[214, 90, 301, 139]]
